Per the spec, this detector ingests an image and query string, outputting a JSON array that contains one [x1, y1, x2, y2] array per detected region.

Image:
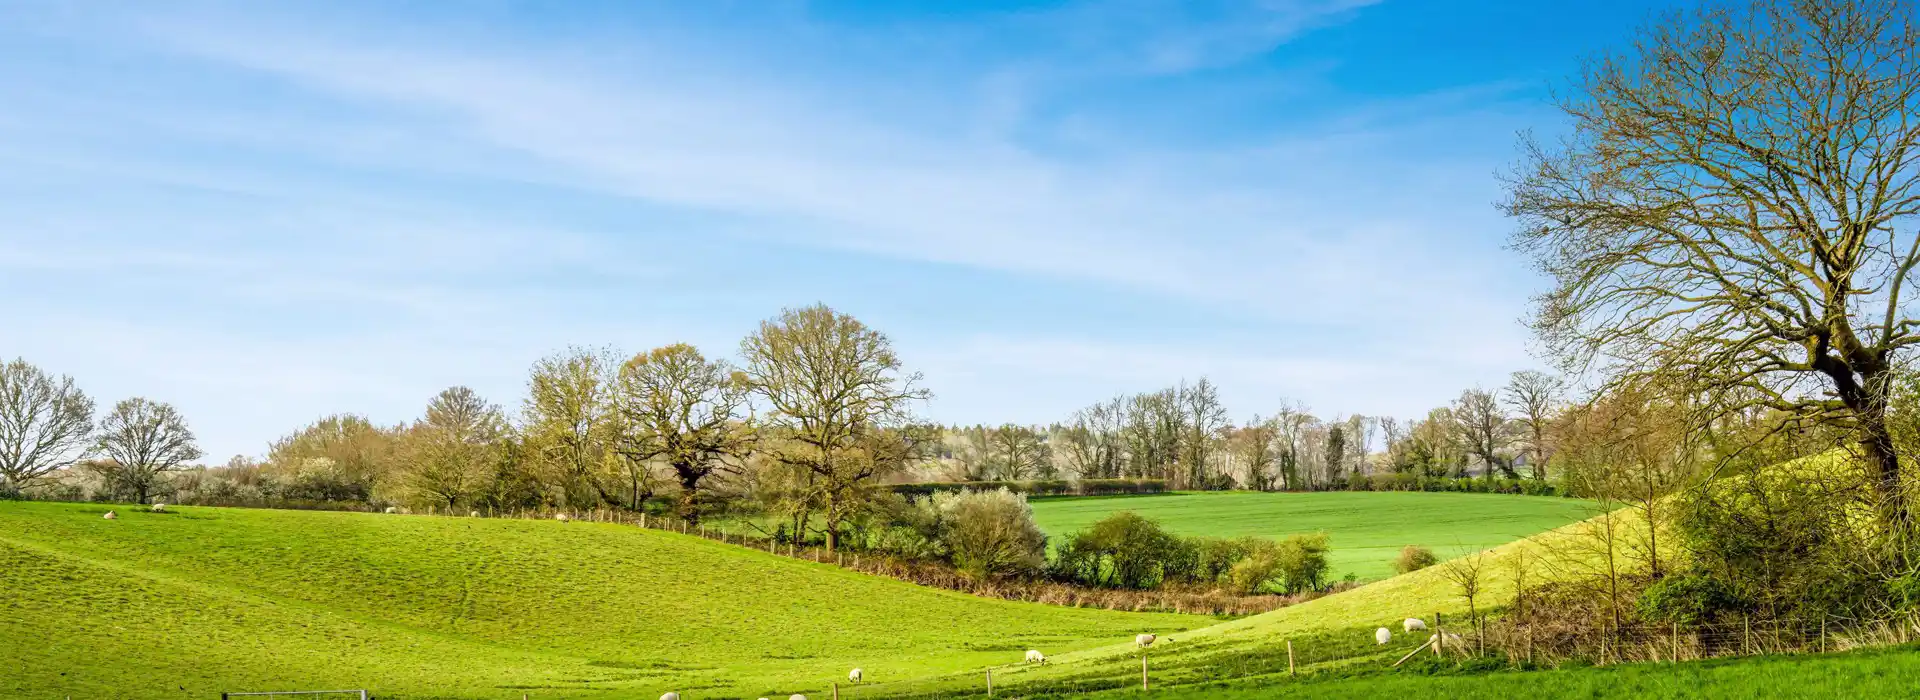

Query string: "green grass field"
[[1074, 645, 1920, 698], [0, 501, 1202, 699], [1027, 491, 1597, 581], [0, 492, 1655, 699]]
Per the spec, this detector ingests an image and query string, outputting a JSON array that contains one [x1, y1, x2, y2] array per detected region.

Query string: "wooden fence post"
[[1672, 621, 1680, 662], [1821, 617, 1828, 653], [1142, 654, 1149, 690], [1287, 640, 1295, 675], [986, 667, 992, 697], [833, 681, 839, 700], [1744, 614, 1752, 655]]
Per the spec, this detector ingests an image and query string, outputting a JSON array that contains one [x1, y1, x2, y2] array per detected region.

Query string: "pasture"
[[0, 501, 1201, 699], [1027, 491, 1597, 581]]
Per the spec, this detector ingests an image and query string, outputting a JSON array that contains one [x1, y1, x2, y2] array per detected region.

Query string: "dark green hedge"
[[890, 478, 1168, 498]]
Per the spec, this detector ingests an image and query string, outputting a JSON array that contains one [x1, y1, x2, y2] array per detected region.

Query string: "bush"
[[1637, 573, 1744, 626], [1394, 545, 1439, 574], [1052, 511, 1189, 589], [1273, 533, 1331, 595], [930, 489, 1049, 578], [1227, 540, 1284, 594], [1194, 536, 1259, 583]]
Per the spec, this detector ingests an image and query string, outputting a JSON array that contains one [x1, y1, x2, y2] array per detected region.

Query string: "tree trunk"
[[676, 470, 702, 526], [1861, 407, 1908, 536]]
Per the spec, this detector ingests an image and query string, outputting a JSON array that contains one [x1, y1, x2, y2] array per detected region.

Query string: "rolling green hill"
[[1027, 491, 1597, 581], [0, 501, 1202, 699]]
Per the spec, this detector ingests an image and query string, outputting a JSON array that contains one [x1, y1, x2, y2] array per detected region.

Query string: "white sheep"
[[469, 510, 481, 518], [384, 506, 399, 514], [102, 510, 117, 520], [1135, 633, 1157, 648], [1375, 627, 1392, 645], [660, 693, 679, 700], [1403, 617, 1428, 633], [1026, 649, 1046, 665], [150, 503, 167, 513], [556, 513, 571, 522], [789, 695, 807, 700], [849, 668, 863, 684]]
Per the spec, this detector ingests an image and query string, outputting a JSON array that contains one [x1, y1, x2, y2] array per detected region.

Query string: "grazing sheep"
[[1135, 633, 1157, 648], [384, 506, 399, 514], [660, 693, 680, 700], [470, 510, 481, 518], [150, 503, 167, 513], [849, 668, 863, 684], [1026, 649, 1046, 665], [1403, 617, 1428, 633], [102, 510, 117, 520], [1375, 627, 1392, 645], [556, 513, 571, 522], [789, 695, 807, 700]]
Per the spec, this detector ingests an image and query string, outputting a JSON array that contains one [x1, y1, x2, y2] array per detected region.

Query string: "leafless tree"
[[740, 304, 929, 551], [1453, 389, 1515, 478], [1504, 370, 1563, 480], [0, 358, 94, 491], [91, 397, 202, 504], [1505, 0, 1920, 529], [615, 344, 756, 524], [988, 424, 1050, 480]]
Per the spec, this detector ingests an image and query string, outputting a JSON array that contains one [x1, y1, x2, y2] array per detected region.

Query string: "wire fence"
[[1424, 611, 1920, 668]]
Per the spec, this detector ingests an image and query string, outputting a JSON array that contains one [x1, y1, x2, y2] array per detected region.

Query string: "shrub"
[[930, 488, 1049, 578], [1227, 541, 1284, 594], [1054, 511, 1189, 589], [1394, 545, 1439, 574], [1637, 573, 1744, 626], [1273, 533, 1331, 595], [1194, 537, 1259, 583]]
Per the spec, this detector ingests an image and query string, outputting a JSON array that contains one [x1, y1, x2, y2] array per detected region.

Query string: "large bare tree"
[[0, 358, 94, 491], [740, 304, 929, 551], [1506, 0, 1920, 527], [1504, 370, 1563, 480], [987, 424, 1049, 481], [91, 397, 202, 504], [1452, 389, 1514, 478], [614, 343, 755, 524], [405, 386, 506, 509]]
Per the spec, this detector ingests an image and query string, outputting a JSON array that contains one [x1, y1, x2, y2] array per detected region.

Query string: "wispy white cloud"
[[0, 1, 1552, 457]]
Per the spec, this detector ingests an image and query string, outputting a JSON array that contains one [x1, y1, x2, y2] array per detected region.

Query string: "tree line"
[[926, 369, 1569, 494]]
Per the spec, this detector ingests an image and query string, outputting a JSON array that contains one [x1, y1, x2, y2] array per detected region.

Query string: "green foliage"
[[1674, 458, 1884, 619], [1394, 545, 1438, 574], [1635, 573, 1743, 625], [927, 488, 1049, 578], [1272, 533, 1331, 595]]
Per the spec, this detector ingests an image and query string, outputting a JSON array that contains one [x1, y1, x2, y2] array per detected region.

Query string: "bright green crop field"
[[1027, 491, 1598, 581], [0, 501, 1202, 699]]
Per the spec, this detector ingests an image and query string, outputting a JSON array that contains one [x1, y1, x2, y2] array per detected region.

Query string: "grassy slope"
[[1028, 491, 1597, 581], [0, 501, 1202, 699], [1082, 646, 1920, 698], [880, 500, 1647, 697]]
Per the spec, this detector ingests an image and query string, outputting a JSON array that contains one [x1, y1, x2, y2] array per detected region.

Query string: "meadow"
[[1027, 491, 1597, 581], [0, 492, 1639, 699], [1069, 645, 1920, 698], [0, 501, 1200, 699]]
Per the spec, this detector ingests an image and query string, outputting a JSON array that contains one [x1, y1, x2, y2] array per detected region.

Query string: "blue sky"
[[0, 0, 1671, 461]]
